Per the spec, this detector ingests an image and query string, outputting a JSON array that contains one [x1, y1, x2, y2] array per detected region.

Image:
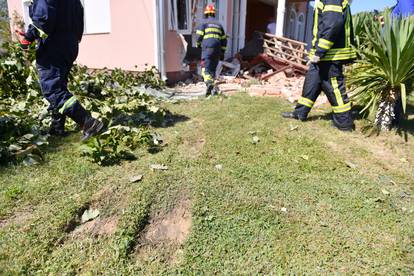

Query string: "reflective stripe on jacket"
[[309, 0, 356, 62], [196, 21, 227, 51]]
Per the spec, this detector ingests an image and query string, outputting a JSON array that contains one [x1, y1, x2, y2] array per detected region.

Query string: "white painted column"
[[276, 0, 286, 37], [238, 0, 247, 50]]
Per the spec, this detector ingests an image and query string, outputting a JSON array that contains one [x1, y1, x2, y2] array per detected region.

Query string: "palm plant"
[[352, 12, 375, 48], [349, 14, 414, 131]]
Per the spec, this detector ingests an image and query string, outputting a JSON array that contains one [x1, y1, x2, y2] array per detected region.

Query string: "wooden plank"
[[265, 50, 307, 64], [263, 40, 306, 54], [263, 33, 307, 46], [260, 65, 292, 80]]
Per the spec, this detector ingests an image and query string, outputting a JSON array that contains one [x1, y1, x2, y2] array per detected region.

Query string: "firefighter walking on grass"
[[16, 0, 103, 141], [196, 4, 227, 96], [282, 0, 357, 131]]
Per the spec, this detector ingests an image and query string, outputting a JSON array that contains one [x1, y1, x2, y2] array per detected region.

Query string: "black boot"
[[281, 112, 307, 121], [206, 80, 214, 97], [211, 85, 219, 96], [49, 110, 68, 136], [332, 122, 354, 132], [81, 117, 104, 142], [65, 101, 104, 141]]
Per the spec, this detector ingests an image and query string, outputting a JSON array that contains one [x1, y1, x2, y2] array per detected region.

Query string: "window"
[[296, 13, 305, 41], [288, 9, 297, 40], [82, 0, 111, 34], [169, 0, 191, 34], [20, 0, 111, 35]]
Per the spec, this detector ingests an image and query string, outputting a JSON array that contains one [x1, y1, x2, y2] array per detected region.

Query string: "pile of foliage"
[[0, 41, 167, 166], [349, 13, 414, 131]]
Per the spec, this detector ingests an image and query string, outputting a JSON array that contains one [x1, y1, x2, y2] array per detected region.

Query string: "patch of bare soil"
[[70, 216, 119, 238], [184, 138, 206, 159], [181, 119, 206, 159], [135, 199, 192, 264], [143, 199, 192, 245], [325, 133, 414, 180], [0, 208, 34, 229]]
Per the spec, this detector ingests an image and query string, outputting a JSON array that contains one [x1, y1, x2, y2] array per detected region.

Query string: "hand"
[[18, 39, 32, 50], [15, 30, 32, 50], [307, 55, 320, 65]]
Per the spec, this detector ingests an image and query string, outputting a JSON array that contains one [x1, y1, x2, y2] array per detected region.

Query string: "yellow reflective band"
[[32, 24, 48, 39], [332, 102, 351, 113], [322, 54, 357, 61], [298, 97, 315, 108], [196, 30, 204, 35], [342, 0, 349, 9], [316, 0, 324, 10], [318, 41, 332, 50], [319, 38, 334, 47], [309, 48, 357, 61], [323, 5, 343, 13], [345, 5, 351, 48], [204, 34, 222, 40], [59, 96, 77, 114], [221, 46, 227, 50], [331, 77, 344, 106], [205, 27, 222, 34], [310, 48, 355, 54], [221, 35, 227, 40], [312, 7, 319, 47], [201, 68, 213, 82]]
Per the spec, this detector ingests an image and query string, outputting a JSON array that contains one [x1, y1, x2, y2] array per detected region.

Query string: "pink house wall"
[[78, 0, 156, 71], [7, 0, 156, 71]]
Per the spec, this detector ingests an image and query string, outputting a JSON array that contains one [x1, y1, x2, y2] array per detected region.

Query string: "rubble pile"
[[171, 33, 328, 106]]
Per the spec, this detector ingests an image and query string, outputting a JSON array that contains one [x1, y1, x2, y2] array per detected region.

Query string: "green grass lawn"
[[1, 94, 413, 274]]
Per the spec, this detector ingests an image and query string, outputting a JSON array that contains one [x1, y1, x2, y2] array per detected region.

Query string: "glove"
[[307, 55, 320, 65], [15, 30, 32, 50], [18, 39, 32, 50]]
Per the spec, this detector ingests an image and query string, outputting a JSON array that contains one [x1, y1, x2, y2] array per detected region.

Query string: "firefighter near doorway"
[[196, 4, 228, 96], [282, 0, 357, 132]]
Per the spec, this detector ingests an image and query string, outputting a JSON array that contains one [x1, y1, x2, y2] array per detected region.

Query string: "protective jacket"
[[25, 0, 84, 43], [308, 0, 356, 62], [392, 0, 414, 17], [196, 21, 227, 53]]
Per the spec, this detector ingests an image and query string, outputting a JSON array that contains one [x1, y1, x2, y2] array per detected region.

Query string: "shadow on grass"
[[396, 103, 414, 140], [160, 112, 191, 128], [306, 113, 332, 122]]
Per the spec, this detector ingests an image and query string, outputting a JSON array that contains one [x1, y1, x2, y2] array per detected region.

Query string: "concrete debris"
[[161, 35, 329, 106]]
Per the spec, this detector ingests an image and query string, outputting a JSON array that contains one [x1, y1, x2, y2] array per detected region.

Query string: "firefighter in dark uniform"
[[282, 0, 357, 131], [196, 4, 227, 96], [17, 0, 103, 141]]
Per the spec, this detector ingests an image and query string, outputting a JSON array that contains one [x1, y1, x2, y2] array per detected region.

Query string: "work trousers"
[[201, 46, 220, 83], [294, 62, 354, 129], [36, 37, 79, 117]]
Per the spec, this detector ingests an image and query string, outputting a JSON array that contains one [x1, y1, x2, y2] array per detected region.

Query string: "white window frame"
[[168, 0, 192, 35], [82, 0, 111, 35]]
